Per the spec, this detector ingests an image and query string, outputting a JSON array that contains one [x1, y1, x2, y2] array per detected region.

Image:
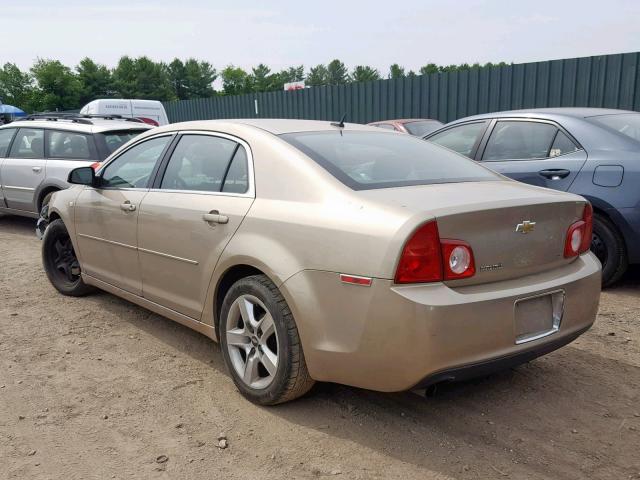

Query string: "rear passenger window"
[[221, 146, 249, 193], [483, 121, 557, 161], [549, 131, 579, 157], [0, 128, 16, 157], [9, 128, 44, 159], [428, 122, 487, 158], [160, 135, 240, 193], [48, 131, 95, 159]]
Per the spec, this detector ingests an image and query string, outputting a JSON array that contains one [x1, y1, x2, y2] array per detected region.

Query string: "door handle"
[[203, 210, 229, 224], [120, 201, 136, 212], [32, 166, 42, 173], [539, 169, 570, 180]]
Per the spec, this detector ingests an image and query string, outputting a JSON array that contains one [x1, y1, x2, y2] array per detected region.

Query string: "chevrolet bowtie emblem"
[[515, 220, 536, 234]]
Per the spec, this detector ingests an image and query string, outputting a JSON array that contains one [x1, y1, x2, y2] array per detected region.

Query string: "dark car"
[[368, 118, 443, 136], [425, 108, 640, 286]]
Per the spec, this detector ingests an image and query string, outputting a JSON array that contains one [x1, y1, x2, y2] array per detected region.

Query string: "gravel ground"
[[1, 214, 639, 480]]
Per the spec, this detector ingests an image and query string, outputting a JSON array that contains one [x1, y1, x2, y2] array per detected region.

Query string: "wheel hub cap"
[[225, 295, 279, 389]]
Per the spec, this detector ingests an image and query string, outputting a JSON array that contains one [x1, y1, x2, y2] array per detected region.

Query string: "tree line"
[[0, 57, 509, 113]]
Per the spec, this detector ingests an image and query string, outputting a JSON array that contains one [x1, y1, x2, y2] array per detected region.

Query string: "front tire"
[[219, 275, 315, 405], [42, 219, 93, 296], [592, 214, 627, 287]]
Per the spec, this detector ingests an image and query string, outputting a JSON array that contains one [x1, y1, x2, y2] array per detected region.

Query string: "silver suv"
[[0, 114, 152, 218]]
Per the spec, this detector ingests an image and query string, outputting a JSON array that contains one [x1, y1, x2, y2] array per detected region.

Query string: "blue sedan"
[[425, 108, 640, 286]]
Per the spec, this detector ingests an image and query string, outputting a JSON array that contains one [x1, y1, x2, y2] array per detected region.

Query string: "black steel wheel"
[[42, 219, 93, 296]]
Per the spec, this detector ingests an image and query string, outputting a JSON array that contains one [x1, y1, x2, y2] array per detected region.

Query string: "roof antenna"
[[330, 113, 346, 129]]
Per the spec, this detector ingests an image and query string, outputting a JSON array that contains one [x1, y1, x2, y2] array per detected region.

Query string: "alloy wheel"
[[225, 294, 279, 389]]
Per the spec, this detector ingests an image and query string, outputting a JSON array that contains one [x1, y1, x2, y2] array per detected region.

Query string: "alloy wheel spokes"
[[226, 294, 279, 389]]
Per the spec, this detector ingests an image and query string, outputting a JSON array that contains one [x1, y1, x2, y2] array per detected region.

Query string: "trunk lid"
[[358, 180, 587, 285]]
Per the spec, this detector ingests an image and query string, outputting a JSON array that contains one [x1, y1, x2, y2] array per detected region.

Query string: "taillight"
[[90, 162, 101, 171], [395, 221, 475, 284], [441, 240, 475, 280], [395, 221, 442, 284], [564, 203, 593, 258]]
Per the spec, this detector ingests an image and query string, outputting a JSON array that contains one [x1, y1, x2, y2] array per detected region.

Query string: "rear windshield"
[[280, 130, 500, 190], [404, 120, 442, 136], [588, 114, 640, 143], [97, 130, 147, 157]]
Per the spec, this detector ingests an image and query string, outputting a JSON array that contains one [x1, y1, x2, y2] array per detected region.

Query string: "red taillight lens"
[[564, 203, 593, 258], [395, 221, 443, 284], [395, 222, 476, 284], [441, 240, 476, 280]]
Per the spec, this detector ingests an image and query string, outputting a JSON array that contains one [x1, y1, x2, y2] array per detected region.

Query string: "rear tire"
[[219, 274, 315, 405], [592, 214, 627, 287], [42, 219, 93, 296]]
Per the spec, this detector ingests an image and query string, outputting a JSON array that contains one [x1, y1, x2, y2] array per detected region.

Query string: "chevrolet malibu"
[[41, 119, 601, 405]]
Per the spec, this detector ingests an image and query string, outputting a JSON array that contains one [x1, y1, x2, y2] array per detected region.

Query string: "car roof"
[[451, 107, 638, 123], [149, 118, 381, 136], [2, 118, 154, 134]]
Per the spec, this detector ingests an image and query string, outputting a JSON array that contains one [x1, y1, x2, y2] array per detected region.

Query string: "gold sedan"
[[41, 119, 601, 404]]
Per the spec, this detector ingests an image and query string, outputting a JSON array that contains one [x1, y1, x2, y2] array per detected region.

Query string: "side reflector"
[[340, 274, 372, 287]]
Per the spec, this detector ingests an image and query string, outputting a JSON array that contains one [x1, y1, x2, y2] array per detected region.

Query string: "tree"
[[169, 58, 217, 99], [31, 59, 82, 111], [268, 65, 305, 91], [419, 63, 439, 75], [250, 63, 272, 92], [168, 59, 187, 99], [388, 64, 405, 79], [306, 64, 329, 86], [351, 65, 380, 83], [220, 65, 250, 95], [76, 57, 113, 105], [0, 63, 36, 111], [326, 59, 349, 85], [183, 59, 216, 98], [112, 56, 175, 101]]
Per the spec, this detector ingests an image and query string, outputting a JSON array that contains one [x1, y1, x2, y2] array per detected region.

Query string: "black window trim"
[[424, 120, 490, 159], [477, 117, 584, 162]]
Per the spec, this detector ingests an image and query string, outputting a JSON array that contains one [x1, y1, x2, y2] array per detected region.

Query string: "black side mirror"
[[68, 166, 97, 186]]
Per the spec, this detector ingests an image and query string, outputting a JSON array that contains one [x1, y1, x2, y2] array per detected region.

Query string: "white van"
[[80, 99, 169, 126]]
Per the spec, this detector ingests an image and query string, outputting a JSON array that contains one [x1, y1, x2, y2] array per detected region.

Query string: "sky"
[[2, 0, 640, 76]]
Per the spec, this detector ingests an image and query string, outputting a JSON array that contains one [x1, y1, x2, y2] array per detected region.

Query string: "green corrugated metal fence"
[[164, 52, 640, 124]]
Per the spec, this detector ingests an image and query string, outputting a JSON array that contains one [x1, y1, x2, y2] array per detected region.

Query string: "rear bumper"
[[413, 323, 591, 388], [282, 253, 601, 392]]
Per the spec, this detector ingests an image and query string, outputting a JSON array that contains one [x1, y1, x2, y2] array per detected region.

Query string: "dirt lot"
[[0, 215, 639, 480]]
